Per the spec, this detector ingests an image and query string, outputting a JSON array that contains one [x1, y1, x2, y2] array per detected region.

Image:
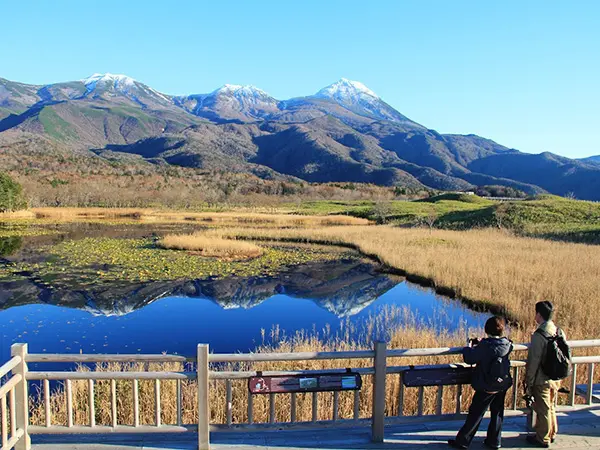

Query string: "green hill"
[[292, 195, 600, 243]]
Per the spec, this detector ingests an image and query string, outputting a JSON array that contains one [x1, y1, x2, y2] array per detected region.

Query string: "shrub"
[[0, 236, 23, 256], [0, 173, 26, 212]]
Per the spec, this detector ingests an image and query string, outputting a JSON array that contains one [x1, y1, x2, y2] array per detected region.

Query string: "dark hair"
[[485, 316, 505, 336], [535, 301, 554, 321]]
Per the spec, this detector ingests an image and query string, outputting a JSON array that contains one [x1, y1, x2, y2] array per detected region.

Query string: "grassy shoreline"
[[3, 193, 600, 243], [216, 226, 600, 338]]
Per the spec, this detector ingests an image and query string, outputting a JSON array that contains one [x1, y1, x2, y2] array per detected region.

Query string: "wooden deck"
[[31, 406, 600, 449]]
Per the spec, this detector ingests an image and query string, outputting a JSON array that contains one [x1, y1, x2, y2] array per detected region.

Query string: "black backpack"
[[537, 328, 571, 380], [483, 343, 513, 391]]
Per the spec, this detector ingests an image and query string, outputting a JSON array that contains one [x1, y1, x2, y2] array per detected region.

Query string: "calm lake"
[[0, 224, 486, 360]]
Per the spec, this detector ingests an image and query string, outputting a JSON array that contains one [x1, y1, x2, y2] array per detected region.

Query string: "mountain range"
[[2, 73, 600, 199], [581, 155, 600, 165]]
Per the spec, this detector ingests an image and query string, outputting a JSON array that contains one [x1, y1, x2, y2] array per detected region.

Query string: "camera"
[[468, 337, 481, 347]]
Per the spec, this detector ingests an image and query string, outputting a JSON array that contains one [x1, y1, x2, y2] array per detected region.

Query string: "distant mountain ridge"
[[1, 73, 600, 200], [580, 155, 600, 165]]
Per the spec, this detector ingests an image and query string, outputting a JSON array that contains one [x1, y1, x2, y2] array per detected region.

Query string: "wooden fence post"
[[198, 344, 210, 450], [371, 341, 386, 443], [11, 344, 31, 450]]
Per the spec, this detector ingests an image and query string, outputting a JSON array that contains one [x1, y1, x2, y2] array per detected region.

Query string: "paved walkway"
[[32, 408, 600, 449]]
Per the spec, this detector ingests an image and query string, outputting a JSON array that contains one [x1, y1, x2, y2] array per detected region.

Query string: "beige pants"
[[533, 384, 559, 444]]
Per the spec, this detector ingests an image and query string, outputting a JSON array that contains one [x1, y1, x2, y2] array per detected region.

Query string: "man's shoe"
[[526, 435, 549, 448], [448, 439, 468, 449], [483, 439, 501, 449]]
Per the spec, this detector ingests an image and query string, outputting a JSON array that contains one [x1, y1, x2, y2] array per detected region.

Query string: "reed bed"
[[10, 208, 369, 227], [158, 232, 263, 259], [218, 226, 600, 339]]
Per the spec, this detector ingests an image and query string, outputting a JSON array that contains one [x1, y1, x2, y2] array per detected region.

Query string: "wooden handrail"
[[0, 356, 21, 379], [208, 350, 375, 363], [0, 374, 22, 399], [210, 367, 375, 380], [26, 354, 189, 363], [571, 356, 600, 364], [208, 357, 600, 381], [26, 371, 195, 381], [387, 344, 527, 357], [23, 339, 600, 366], [28, 425, 192, 435], [209, 339, 600, 363]]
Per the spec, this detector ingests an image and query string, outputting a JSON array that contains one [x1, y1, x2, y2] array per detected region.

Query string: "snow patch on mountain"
[[214, 84, 269, 95], [313, 78, 417, 124], [176, 84, 280, 120], [82, 73, 136, 91], [81, 73, 171, 105], [316, 78, 379, 100], [211, 84, 276, 103]]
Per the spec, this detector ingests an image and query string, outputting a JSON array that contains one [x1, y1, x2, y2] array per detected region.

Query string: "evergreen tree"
[[0, 173, 26, 212]]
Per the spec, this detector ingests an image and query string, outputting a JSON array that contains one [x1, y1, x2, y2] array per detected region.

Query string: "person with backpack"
[[525, 301, 571, 448], [448, 316, 513, 449]]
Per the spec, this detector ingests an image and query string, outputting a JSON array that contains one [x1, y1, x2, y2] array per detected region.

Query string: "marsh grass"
[[217, 226, 600, 339], [158, 232, 263, 260], [7, 208, 370, 227]]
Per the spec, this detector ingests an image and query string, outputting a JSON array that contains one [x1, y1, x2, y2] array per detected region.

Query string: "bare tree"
[[494, 202, 510, 229], [422, 208, 438, 232]]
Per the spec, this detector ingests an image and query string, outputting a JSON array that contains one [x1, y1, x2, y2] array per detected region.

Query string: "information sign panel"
[[402, 367, 473, 387], [248, 372, 362, 394]]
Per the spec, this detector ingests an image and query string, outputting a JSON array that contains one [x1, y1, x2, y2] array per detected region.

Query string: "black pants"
[[455, 389, 507, 447]]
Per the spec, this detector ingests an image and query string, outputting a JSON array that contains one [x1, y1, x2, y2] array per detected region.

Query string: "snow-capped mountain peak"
[[310, 78, 417, 125], [316, 78, 379, 100], [212, 84, 274, 100], [80, 73, 171, 105], [174, 83, 278, 121], [82, 73, 137, 90]]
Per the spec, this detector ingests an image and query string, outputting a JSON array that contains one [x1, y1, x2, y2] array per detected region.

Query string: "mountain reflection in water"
[[1, 259, 397, 317], [0, 258, 486, 357]]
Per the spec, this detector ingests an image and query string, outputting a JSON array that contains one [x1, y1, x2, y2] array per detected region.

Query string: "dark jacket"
[[463, 336, 513, 392]]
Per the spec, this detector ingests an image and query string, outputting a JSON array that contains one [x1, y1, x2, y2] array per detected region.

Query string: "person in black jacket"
[[448, 316, 513, 449]]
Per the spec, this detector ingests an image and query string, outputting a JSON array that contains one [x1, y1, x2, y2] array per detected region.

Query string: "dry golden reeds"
[[158, 232, 263, 259], [2, 208, 370, 227], [218, 226, 600, 339]]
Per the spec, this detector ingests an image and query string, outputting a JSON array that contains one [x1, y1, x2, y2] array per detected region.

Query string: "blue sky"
[[1, 0, 598, 158]]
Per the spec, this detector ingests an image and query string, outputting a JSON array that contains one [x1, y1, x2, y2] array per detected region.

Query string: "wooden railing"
[[207, 339, 600, 441], [0, 345, 31, 450], [2, 339, 600, 450]]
